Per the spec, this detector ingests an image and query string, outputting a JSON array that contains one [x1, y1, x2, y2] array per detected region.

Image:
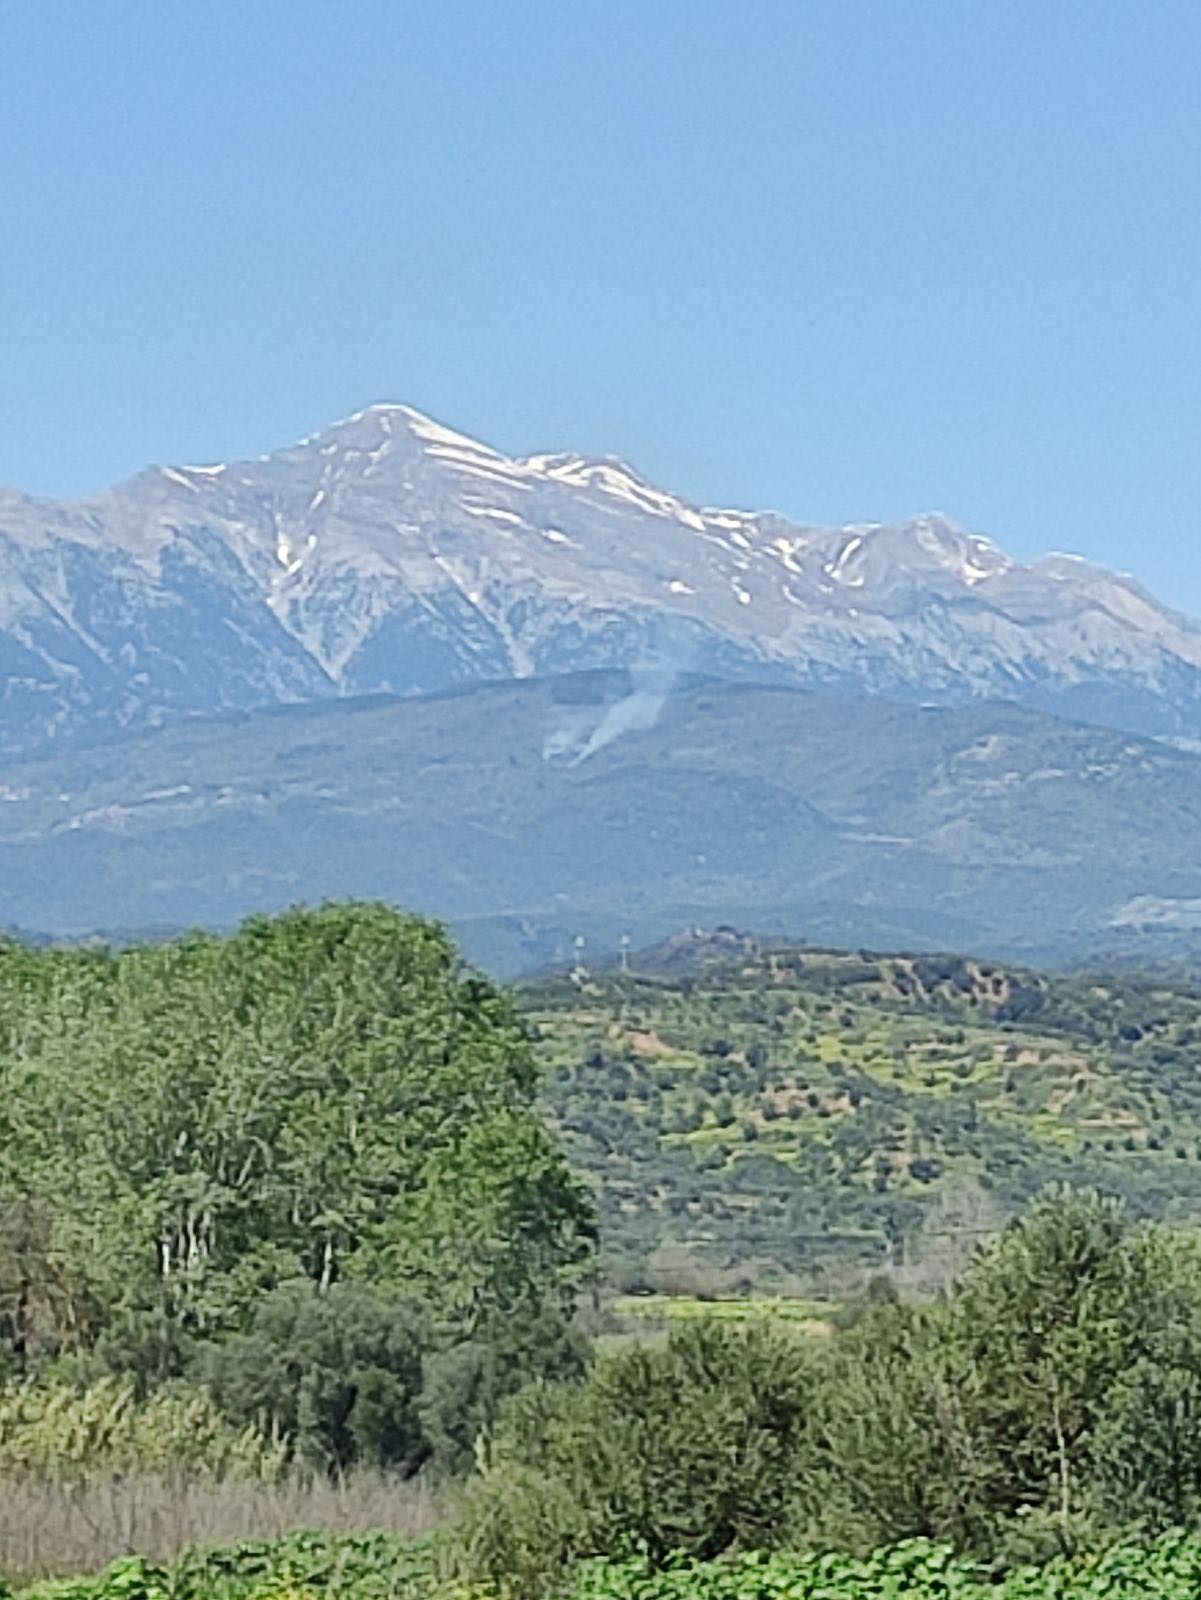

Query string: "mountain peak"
[[296, 401, 504, 460], [2, 400, 1201, 756]]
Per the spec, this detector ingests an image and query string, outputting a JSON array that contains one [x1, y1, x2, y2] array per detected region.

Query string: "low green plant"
[[11, 1532, 441, 1600], [21, 1533, 1201, 1600], [562, 1534, 1201, 1599]]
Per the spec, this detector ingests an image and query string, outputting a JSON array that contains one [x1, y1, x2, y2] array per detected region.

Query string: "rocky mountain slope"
[[3, 672, 1199, 971], [4, 404, 1201, 753]]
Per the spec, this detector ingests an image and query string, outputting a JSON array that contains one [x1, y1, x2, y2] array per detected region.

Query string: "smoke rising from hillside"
[[542, 663, 680, 765]]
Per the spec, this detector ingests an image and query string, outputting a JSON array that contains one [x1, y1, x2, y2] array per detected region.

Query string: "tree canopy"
[[0, 903, 596, 1383]]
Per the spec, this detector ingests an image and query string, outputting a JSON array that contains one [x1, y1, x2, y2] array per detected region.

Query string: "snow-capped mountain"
[[3, 402, 1201, 752]]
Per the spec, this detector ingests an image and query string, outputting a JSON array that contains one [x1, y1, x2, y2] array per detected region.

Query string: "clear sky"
[[3, 1, 1200, 609]]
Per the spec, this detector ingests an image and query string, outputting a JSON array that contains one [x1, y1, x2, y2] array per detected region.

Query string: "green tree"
[[0, 905, 595, 1372], [419, 1298, 589, 1476], [201, 1280, 430, 1473], [815, 1295, 995, 1552], [1085, 1253, 1201, 1533], [946, 1187, 1171, 1543]]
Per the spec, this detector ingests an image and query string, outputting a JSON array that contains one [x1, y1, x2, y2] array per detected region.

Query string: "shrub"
[[0, 1378, 281, 1481], [453, 1320, 817, 1592], [560, 1536, 1201, 1600], [418, 1302, 589, 1478]]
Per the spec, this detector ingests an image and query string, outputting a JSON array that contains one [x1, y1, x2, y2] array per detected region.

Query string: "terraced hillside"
[[524, 932, 1201, 1294]]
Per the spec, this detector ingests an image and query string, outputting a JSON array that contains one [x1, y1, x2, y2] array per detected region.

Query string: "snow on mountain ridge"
[[1, 400, 1200, 755]]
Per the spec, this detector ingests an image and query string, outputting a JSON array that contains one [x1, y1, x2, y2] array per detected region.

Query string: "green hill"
[[524, 932, 1201, 1295]]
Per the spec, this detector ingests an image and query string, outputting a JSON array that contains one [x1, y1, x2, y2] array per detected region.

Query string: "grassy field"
[[612, 1292, 834, 1331], [597, 1291, 836, 1353]]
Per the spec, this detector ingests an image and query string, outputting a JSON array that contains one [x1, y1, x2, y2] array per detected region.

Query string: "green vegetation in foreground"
[[7, 1532, 438, 1600], [562, 1538, 1201, 1598], [20, 1535, 1201, 1600], [0, 905, 596, 1479], [21, 1537, 1201, 1600], [524, 930, 1201, 1290], [13, 912, 1201, 1598], [452, 1190, 1201, 1595]]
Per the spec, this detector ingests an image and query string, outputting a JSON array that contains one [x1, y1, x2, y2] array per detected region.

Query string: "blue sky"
[[3, 0, 1200, 609]]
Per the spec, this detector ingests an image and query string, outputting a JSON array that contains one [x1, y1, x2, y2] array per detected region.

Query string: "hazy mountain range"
[[4, 402, 1201, 754], [1, 404, 1199, 969], [1, 672, 1199, 973]]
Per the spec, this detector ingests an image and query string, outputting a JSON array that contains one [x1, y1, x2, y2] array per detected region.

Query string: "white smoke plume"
[[542, 663, 680, 765]]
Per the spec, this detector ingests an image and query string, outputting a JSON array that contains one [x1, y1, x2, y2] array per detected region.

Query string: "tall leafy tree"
[[0, 904, 595, 1371]]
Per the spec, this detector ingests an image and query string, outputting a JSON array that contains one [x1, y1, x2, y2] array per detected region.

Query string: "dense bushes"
[[0, 1378, 281, 1481], [19, 1532, 1201, 1600], [455, 1188, 1201, 1593], [809, 1188, 1201, 1556], [4, 1531, 438, 1600], [201, 1280, 592, 1477], [561, 1537, 1201, 1599], [456, 1321, 815, 1588], [12, 913, 1201, 1596], [201, 1283, 430, 1475]]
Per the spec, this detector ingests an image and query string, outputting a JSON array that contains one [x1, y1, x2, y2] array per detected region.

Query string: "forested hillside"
[[526, 932, 1201, 1292]]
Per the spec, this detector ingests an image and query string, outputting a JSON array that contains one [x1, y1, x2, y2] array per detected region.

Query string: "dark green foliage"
[[454, 1190, 1201, 1592], [418, 1299, 589, 1477], [945, 1189, 1174, 1531], [456, 1320, 817, 1585], [1089, 1357, 1201, 1533], [813, 1190, 1201, 1559], [25, 1531, 1201, 1600], [200, 1282, 430, 1474], [561, 1537, 1201, 1600], [815, 1296, 985, 1550]]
